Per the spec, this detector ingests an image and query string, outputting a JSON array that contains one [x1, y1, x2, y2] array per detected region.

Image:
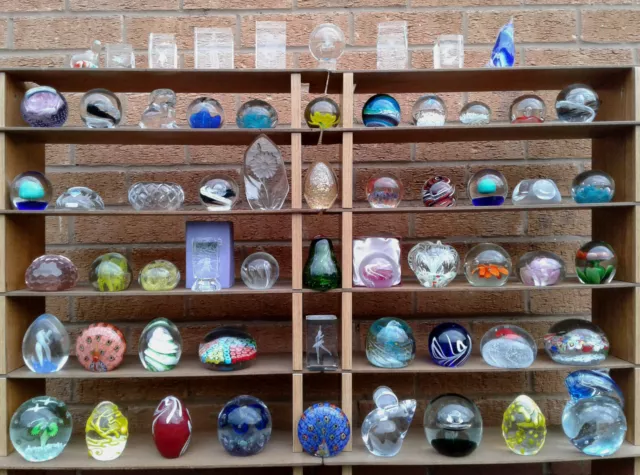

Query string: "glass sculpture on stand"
[[556, 84, 600, 123], [241, 252, 280, 290], [366, 175, 403, 208], [194, 28, 234, 69], [408, 241, 459, 288], [412, 95, 447, 126], [128, 182, 185, 211], [361, 386, 416, 457], [237, 99, 278, 128], [480, 325, 536, 369], [464, 243, 512, 287], [433, 35, 463, 68], [297, 403, 350, 457], [153, 396, 192, 459], [80, 89, 122, 128], [429, 322, 472, 368], [218, 396, 272, 456], [304, 159, 339, 209], [255, 21, 286, 69], [305, 315, 339, 371], [139, 260, 180, 291], [366, 317, 416, 368], [305, 97, 341, 129], [510, 95, 546, 123], [139, 318, 182, 372], [86, 401, 128, 461], [303, 236, 341, 291], [353, 237, 401, 289], [544, 319, 609, 365], [139, 89, 178, 128], [22, 313, 70, 373], [105, 43, 136, 68], [512, 179, 561, 204], [199, 327, 257, 371], [199, 175, 239, 210], [459, 102, 491, 125], [10, 396, 72, 462], [487, 19, 515, 67], [25, 254, 78, 291], [148, 33, 178, 68], [422, 176, 456, 207], [362, 94, 401, 127], [186, 221, 234, 291], [377, 21, 408, 70], [70, 40, 101, 68], [467, 169, 508, 206], [89, 252, 132, 292], [187, 97, 224, 128], [309, 23, 345, 70], [55, 186, 104, 210], [575, 241, 617, 284], [424, 394, 482, 457], [20, 86, 68, 127], [76, 323, 126, 372], [502, 395, 546, 455], [10, 171, 52, 210], [243, 135, 288, 210], [516, 251, 566, 287], [572, 170, 614, 203]]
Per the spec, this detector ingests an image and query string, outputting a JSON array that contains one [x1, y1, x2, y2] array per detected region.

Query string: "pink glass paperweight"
[[25, 254, 78, 291], [353, 237, 401, 288]]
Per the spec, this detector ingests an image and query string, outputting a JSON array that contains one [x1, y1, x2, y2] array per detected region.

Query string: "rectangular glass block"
[[433, 34, 464, 69], [194, 28, 234, 69], [185, 221, 235, 290], [148, 33, 178, 69], [105, 43, 136, 68], [305, 315, 339, 371], [376, 21, 408, 70], [255, 21, 286, 69]]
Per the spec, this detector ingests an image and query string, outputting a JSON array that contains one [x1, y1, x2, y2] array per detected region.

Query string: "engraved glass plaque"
[[148, 33, 178, 69], [434, 34, 464, 69], [305, 315, 339, 371], [105, 43, 136, 68], [192, 238, 222, 292], [255, 21, 286, 69], [376, 21, 408, 70], [194, 28, 234, 69]]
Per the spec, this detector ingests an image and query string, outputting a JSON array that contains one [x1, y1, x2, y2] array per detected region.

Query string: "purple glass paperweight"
[[517, 251, 566, 287], [186, 221, 234, 291], [353, 237, 401, 288], [20, 86, 68, 128]]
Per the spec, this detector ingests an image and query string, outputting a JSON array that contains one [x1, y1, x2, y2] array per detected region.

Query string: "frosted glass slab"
[[148, 33, 178, 69], [433, 34, 463, 69], [255, 21, 286, 69], [195, 28, 234, 69], [377, 22, 408, 70], [105, 43, 136, 68]]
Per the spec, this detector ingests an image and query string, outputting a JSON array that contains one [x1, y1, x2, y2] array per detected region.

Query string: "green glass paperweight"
[[303, 236, 341, 292], [89, 252, 132, 292]]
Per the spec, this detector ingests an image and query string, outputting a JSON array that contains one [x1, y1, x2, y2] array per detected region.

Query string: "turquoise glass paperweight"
[[10, 171, 52, 210], [362, 94, 401, 127], [236, 99, 278, 129], [366, 317, 416, 368]]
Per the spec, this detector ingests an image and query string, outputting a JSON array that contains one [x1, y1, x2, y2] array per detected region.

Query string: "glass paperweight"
[[512, 179, 561, 204], [70, 40, 101, 68], [366, 317, 416, 368], [199, 175, 239, 211], [86, 401, 128, 461], [128, 182, 184, 211], [565, 370, 624, 406], [425, 394, 482, 457], [194, 27, 234, 69], [412, 94, 447, 126], [502, 395, 546, 455], [76, 323, 126, 372], [459, 102, 491, 125], [241, 252, 280, 290], [243, 135, 288, 210], [480, 324, 536, 369], [80, 89, 122, 128], [362, 94, 401, 127], [199, 327, 257, 371], [517, 250, 566, 287], [467, 169, 508, 206], [510, 95, 546, 124], [433, 34, 463, 69], [464, 243, 512, 287], [21, 86, 68, 128], [149, 33, 177, 69], [305, 315, 339, 371], [556, 84, 600, 123], [304, 159, 339, 209], [305, 97, 340, 129], [139, 318, 182, 372], [25, 254, 78, 291], [303, 236, 341, 291], [575, 241, 617, 285], [237, 99, 278, 129], [186, 221, 234, 291], [298, 403, 350, 457], [89, 252, 132, 292], [429, 322, 472, 368], [408, 241, 459, 288], [353, 237, 401, 288], [377, 21, 408, 70], [55, 186, 104, 210], [139, 260, 180, 291], [422, 176, 456, 207], [10, 171, 52, 210], [309, 23, 345, 70], [22, 313, 70, 373], [153, 396, 192, 458], [187, 97, 224, 129], [572, 170, 615, 204], [487, 19, 515, 67], [139, 89, 178, 129], [105, 43, 135, 68], [361, 386, 416, 457], [255, 21, 286, 69], [218, 395, 272, 456], [10, 396, 72, 462], [366, 175, 403, 208], [544, 319, 609, 365]]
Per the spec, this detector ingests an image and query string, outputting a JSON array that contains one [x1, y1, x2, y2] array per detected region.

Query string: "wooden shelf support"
[[293, 373, 303, 453]]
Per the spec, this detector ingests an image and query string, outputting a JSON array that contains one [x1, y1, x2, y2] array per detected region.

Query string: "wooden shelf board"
[[0, 205, 324, 216], [347, 200, 637, 213]]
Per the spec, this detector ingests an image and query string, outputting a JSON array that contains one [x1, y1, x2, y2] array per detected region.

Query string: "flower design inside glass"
[[575, 241, 617, 285]]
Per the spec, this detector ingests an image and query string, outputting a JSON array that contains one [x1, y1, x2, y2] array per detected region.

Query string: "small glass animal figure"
[[139, 260, 180, 291], [80, 89, 122, 128], [502, 395, 546, 455], [22, 313, 70, 374], [297, 403, 350, 457], [429, 322, 472, 368], [10, 171, 53, 210], [572, 170, 615, 204], [70, 40, 101, 68], [361, 386, 416, 457], [187, 97, 224, 129], [516, 251, 566, 287], [199, 327, 257, 371], [241, 252, 280, 290], [422, 176, 456, 207], [21, 86, 68, 127], [512, 179, 561, 205], [556, 84, 600, 123], [424, 394, 483, 457], [86, 401, 129, 461], [308, 23, 345, 70], [480, 324, 536, 369], [305, 97, 341, 129], [304, 159, 339, 209], [412, 94, 447, 126], [467, 169, 508, 206], [459, 102, 491, 125], [487, 19, 515, 67], [305, 315, 339, 371], [362, 94, 401, 127], [218, 395, 272, 456], [128, 182, 185, 211], [55, 186, 105, 210], [365, 317, 416, 368], [138, 318, 182, 372], [89, 252, 132, 292], [25, 254, 78, 291], [575, 241, 617, 284], [76, 323, 127, 372], [510, 95, 546, 124], [408, 241, 459, 288], [544, 319, 609, 365], [303, 236, 341, 291], [366, 175, 404, 208], [139, 89, 178, 129], [152, 396, 192, 459], [243, 135, 289, 210], [464, 243, 512, 287], [236, 99, 278, 128], [10, 396, 72, 462], [199, 175, 239, 211]]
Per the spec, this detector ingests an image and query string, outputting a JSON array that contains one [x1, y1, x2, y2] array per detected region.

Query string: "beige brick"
[[530, 289, 592, 315], [354, 12, 463, 46], [525, 47, 633, 66], [417, 371, 529, 396], [45, 216, 70, 244], [582, 10, 640, 43], [75, 144, 186, 166], [125, 16, 236, 50], [415, 0, 518, 5], [14, 17, 122, 50], [416, 141, 524, 162], [415, 212, 525, 238], [189, 294, 291, 320], [241, 14, 349, 48], [74, 216, 184, 244], [299, 0, 403, 7], [527, 139, 591, 159], [299, 50, 377, 70], [70, 0, 178, 9], [0, 55, 66, 68], [0, 20, 7, 49], [74, 295, 185, 321], [415, 291, 525, 315], [1, 0, 63, 11], [528, 210, 591, 236], [532, 370, 571, 393], [46, 144, 72, 166], [186, 0, 291, 8], [467, 10, 577, 44]]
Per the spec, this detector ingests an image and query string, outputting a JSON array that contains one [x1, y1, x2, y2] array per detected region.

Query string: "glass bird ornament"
[[76, 323, 126, 372]]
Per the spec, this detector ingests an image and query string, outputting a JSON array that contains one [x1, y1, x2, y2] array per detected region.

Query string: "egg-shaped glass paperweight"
[[10, 171, 52, 210], [152, 396, 192, 459], [199, 327, 257, 371], [309, 23, 345, 69], [424, 394, 482, 457], [428, 322, 472, 368], [297, 403, 350, 457], [305, 97, 340, 129], [304, 159, 339, 209], [20, 86, 68, 127], [467, 169, 508, 206], [544, 318, 609, 365], [412, 94, 446, 126], [575, 241, 617, 285], [241, 252, 279, 290], [556, 84, 600, 123], [199, 175, 239, 211], [76, 323, 127, 372], [408, 241, 459, 288], [80, 89, 122, 128], [86, 401, 128, 461], [89, 252, 132, 292], [362, 94, 401, 127], [517, 251, 566, 287], [138, 259, 180, 291], [25, 254, 78, 291], [218, 395, 272, 456], [510, 95, 546, 124], [236, 99, 278, 129], [139, 317, 182, 372], [187, 97, 224, 129], [366, 175, 403, 208], [480, 324, 536, 369], [55, 186, 105, 210], [422, 176, 456, 207], [22, 313, 70, 373], [459, 101, 491, 125], [502, 395, 546, 455], [464, 243, 512, 287], [366, 317, 416, 368], [572, 170, 615, 204]]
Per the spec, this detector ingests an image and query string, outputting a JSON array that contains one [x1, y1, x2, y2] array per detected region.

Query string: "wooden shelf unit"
[[0, 66, 638, 475]]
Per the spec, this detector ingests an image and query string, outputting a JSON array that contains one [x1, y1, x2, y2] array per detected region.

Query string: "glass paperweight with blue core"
[[366, 317, 416, 368], [22, 313, 70, 374], [429, 322, 472, 368], [572, 170, 614, 203], [565, 370, 624, 407], [424, 394, 482, 457], [467, 169, 508, 206], [10, 171, 52, 210], [362, 94, 401, 127], [556, 84, 600, 123], [218, 395, 272, 456], [487, 19, 514, 68], [21, 86, 68, 128], [298, 403, 350, 457], [187, 97, 224, 129], [236, 99, 278, 128]]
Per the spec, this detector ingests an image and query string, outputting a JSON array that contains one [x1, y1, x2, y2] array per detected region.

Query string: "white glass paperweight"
[[433, 35, 464, 69], [305, 315, 339, 371], [105, 43, 136, 68], [309, 23, 345, 70], [194, 28, 234, 69], [256, 21, 286, 69], [148, 33, 178, 69], [377, 22, 408, 70], [241, 252, 279, 290]]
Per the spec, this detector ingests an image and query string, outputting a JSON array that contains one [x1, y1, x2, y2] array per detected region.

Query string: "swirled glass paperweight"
[[572, 170, 614, 203], [429, 322, 472, 368], [422, 176, 456, 207], [21, 86, 68, 127], [544, 319, 609, 365], [556, 84, 600, 123], [575, 241, 617, 284], [353, 237, 401, 289], [128, 182, 184, 211], [187, 97, 224, 129], [199, 175, 239, 211], [241, 252, 279, 290], [408, 241, 459, 288], [467, 169, 508, 206], [80, 89, 122, 128], [199, 327, 257, 371], [305, 97, 340, 129], [366, 317, 416, 368], [22, 313, 70, 373], [362, 94, 401, 127], [55, 186, 104, 210], [76, 323, 126, 372], [218, 395, 272, 456], [565, 370, 624, 406], [86, 401, 128, 461], [366, 175, 403, 208], [425, 394, 482, 457], [10, 171, 52, 210], [412, 94, 446, 126], [89, 252, 132, 292], [464, 243, 512, 287], [25, 254, 78, 291], [298, 403, 350, 457], [480, 324, 536, 369], [236, 100, 278, 128], [139, 260, 180, 291], [502, 395, 546, 455], [153, 396, 192, 458], [516, 250, 566, 287], [139, 318, 182, 372]]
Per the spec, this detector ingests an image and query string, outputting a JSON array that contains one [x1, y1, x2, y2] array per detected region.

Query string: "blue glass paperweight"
[[10, 171, 53, 210], [572, 170, 615, 204], [362, 94, 401, 127], [297, 403, 350, 457], [428, 322, 472, 368], [467, 169, 508, 206], [236, 99, 278, 129], [187, 97, 224, 129], [487, 19, 515, 67], [217, 395, 272, 456], [565, 370, 624, 406], [365, 317, 416, 368]]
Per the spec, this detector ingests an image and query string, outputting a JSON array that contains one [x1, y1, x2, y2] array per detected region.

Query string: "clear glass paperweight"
[[366, 317, 416, 368], [76, 323, 126, 372], [148, 33, 177, 69], [128, 182, 184, 211], [309, 23, 345, 70], [86, 401, 128, 460], [10, 171, 52, 210], [412, 94, 446, 126], [70, 40, 101, 68], [236, 99, 278, 129], [467, 168, 508, 206], [22, 313, 70, 373], [194, 27, 234, 69], [89, 252, 132, 292], [25, 254, 78, 291], [80, 89, 122, 128], [366, 175, 403, 208], [459, 102, 491, 125], [487, 19, 515, 67], [140, 89, 178, 129], [362, 94, 401, 127], [303, 236, 341, 291], [243, 135, 288, 210], [21, 86, 68, 128], [433, 34, 463, 69], [305, 315, 339, 371], [297, 403, 350, 457], [575, 241, 617, 285], [187, 97, 224, 129], [218, 395, 272, 456], [510, 95, 546, 124], [480, 324, 536, 369], [105, 43, 135, 68], [502, 395, 546, 455], [304, 159, 339, 209], [377, 21, 408, 70], [408, 241, 459, 288], [199, 175, 239, 210], [425, 394, 482, 457], [138, 317, 182, 372], [422, 176, 456, 207], [153, 396, 192, 459], [572, 170, 615, 204], [464, 243, 512, 287], [255, 21, 286, 69], [353, 237, 401, 289], [544, 319, 609, 365], [429, 322, 472, 368], [512, 179, 561, 205], [517, 250, 566, 287], [55, 186, 104, 210], [241, 252, 279, 290], [139, 260, 180, 291], [556, 84, 600, 123], [305, 97, 340, 129], [199, 327, 257, 371]]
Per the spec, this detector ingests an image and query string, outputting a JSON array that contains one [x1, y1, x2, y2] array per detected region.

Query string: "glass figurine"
[[76, 323, 126, 372], [408, 241, 459, 288], [366, 175, 403, 208], [297, 403, 350, 457], [199, 175, 239, 210], [362, 94, 401, 127], [70, 40, 101, 68], [502, 395, 546, 456], [459, 102, 491, 125], [237, 99, 278, 129], [25, 254, 78, 291], [186, 221, 234, 291], [572, 170, 615, 204], [433, 34, 464, 69], [377, 21, 408, 70], [429, 322, 472, 368], [305, 315, 339, 371], [575, 241, 617, 285], [480, 324, 536, 369], [80, 89, 122, 128], [20, 86, 68, 128], [153, 396, 192, 459], [86, 401, 128, 461], [353, 237, 401, 288], [309, 23, 345, 70], [544, 319, 609, 365], [199, 327, 257, 371], [128, 182, 185, 211], [487, 19, 515, 68], [149, 33, 177, 69], [517, 250, 566, 287], [187, 97, 224, 129], [303, 236, 341, 291], [139, 259, 180, 291], [467, 169, 508, 206], [241, 252, 280, 290], [565, 370, 624, 407], [424, 394, 482, 457], [556, 84, 600, 123], [305, 97, 341, 129], [464, 243, 512, 287], [10, 396, 72, 462], [139, 318, 182, 372], [105, 43, 135, 68], [139, 89, 178, 129], [512, 179, 561, 204], [10, 171, 52, 210], [55, 186, 104, 210], [422, 176, 456, 207], [218, 395, 272, 456], [22, 313, 70, 373], [510, 95, 546, 124], [412, 94, 447, 126], [243, 135, 289, 210], [255, 21, 286, 69], [194, 27, 234, 69], [304, 159, 339, 209], [361, 386, 416, 457], [366, 317, 416, 368], [89, 252, 132, 292]]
